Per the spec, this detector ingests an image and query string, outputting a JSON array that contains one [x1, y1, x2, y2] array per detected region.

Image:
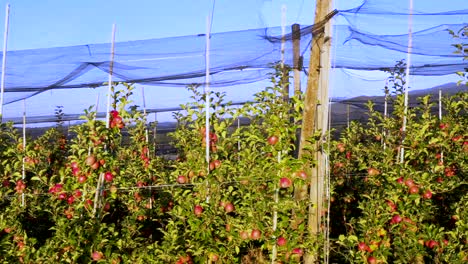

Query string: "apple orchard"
[[0, 37, 467, 264]]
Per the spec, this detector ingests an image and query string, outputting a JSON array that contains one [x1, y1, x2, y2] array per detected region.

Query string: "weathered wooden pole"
[[298, 0, 334, 263], [292, 23, 301, 96]]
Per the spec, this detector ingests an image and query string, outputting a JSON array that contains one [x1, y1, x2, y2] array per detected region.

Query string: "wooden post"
[[292, 24, 301, 96], [346, 104, 350, 128], [298, 0, 334, 263]]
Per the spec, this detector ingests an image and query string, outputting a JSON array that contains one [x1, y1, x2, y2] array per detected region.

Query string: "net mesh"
[[0, 0, 467, 125]]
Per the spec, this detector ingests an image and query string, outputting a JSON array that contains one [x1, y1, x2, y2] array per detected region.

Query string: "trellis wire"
[[0, 3, 10, 121], [6, 170, 448, 201]]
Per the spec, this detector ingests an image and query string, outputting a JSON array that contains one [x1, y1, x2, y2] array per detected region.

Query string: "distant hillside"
[[330, 82, 467, 127]]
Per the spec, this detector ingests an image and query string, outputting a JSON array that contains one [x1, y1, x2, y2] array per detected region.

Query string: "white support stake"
[[142, 86, 151, 209], [105, 24, 116, 129], [142, 87, 149, 145], [204, 15, 212, 204], [153, 112, 157, 156], [94, 93, 100, 121], [384, 78, 388, 150], [400, 0, 413, 164], [439, 88, 443, 162], [205, 16, 211, 172], [0, 4, 10, 121], [280, 5, 286, 69], [272, 6, 286, 263], [21, 99, 26, 206], [438, 88, 442, 120], [95, 24, 116, 217]]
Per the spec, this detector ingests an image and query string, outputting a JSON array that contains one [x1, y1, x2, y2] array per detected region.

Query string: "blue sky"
[[0, 0, 465, 124]]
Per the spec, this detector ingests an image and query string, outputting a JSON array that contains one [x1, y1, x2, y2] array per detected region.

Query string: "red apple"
[[71, 162, 79, 170], [295, 170, 308, 180], [74, 189, 82, 198], [345, 151, 352, 160], [279, 177, 292, 188], [209, 162, 216, 171], [439, 123, 448, 130], [337, 143, 345, 153], [209, 253, 219, 262], [58, 192, 67, 200], [409, 185, 419, 195], [78, 175, 87, 184], [72, 167, 80, 176], [67, 196, 75, 205], [210, 132, 218, 143], [422, 190, 432, 199], [213, 160, 221, 169], [277, 236, 287, 246], [90, 161, 100, 170], [250, 229, 261, 240], [358, 242, 369, 252], [334, 162, 344, 169], [240, 231, 249, 240], [2, 179, 9, 187], [194, 205, 203, 217], [110, 110, 119, 118], [291, 248, 303, 256], [444, 167, 455, 177], [425, 240, 439, 249], [104, 172, 113, 182], [267, 135, 279, 145], [367, 256, 377, 264], [367, 168, 380, 176], [391, 215, 402, 224], [85, 199, 93, 209], [404, 178, 415, 187], [91, 251, 103, 261], [85, 155, 96, 166], [443, 239, 449, 246], [177, 175, 187, 184], [224, 202, 235, 213], [386, 200, 397, 212]]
